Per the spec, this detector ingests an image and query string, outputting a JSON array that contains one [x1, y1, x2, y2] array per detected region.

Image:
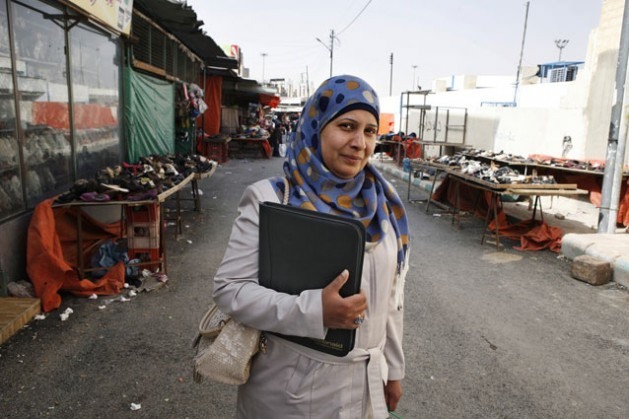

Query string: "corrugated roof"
[[133, 0, 238, 70]]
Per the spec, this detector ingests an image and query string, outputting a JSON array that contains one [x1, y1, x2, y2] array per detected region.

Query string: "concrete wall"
[[583, 0, 624, 160]]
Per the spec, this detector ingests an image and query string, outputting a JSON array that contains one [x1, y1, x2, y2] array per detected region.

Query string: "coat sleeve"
[[384, 273, 405, 381], [212, 182, 327, 339]]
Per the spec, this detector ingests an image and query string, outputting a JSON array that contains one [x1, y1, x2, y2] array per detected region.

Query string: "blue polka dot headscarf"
[[270, 75, 410, 276]]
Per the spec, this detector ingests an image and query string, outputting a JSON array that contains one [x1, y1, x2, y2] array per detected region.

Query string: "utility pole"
[[306, 65, 310, 96], [599, 0, 629, 233], [316, 30, 335, 77], [329, 30, 334, 77], [412, 65, 418, 90], [389, 53, 394, 96], [513, 1, 529, 106], [261, 52, 267, 84]]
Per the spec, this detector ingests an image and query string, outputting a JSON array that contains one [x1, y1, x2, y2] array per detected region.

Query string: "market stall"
[[409, 156, 591, 251], [26, 154, 217, 312]]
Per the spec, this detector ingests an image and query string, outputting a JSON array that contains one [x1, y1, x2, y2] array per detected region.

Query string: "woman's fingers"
[[322, 270, 368, 329]]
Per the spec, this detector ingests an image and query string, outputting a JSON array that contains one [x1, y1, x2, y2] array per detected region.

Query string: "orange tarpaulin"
[[32, 102, 117, 130], [433, 177, 564, 252], [27, 198, 125, 312]]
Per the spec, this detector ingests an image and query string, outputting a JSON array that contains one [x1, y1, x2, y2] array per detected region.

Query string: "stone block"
[[571, 255, 612, 286]]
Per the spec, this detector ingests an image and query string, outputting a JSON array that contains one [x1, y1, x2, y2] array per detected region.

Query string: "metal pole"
[[599, 0, 629, 233], [389, 53, 394, 96], [412, 65, 417, 89], [261, 52, 267, 83], [329, 30, 334, 77], [513, 1, 530, 106]]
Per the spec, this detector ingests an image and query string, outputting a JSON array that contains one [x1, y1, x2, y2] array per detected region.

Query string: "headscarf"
[[270, 75, 410, 298]]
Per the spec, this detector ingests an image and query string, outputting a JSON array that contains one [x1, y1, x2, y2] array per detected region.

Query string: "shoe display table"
[[228, 136, 271, 159], [444, 170, 587, 249], [169, 163, 217, 215], [410, 160, 588, 249], [53, 172, 197, 278]]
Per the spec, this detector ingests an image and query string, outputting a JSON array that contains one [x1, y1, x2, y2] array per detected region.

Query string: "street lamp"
[[261, 52, 268, 83], [412, 65, 418, 90], [316, 29, 335, 77], [555, 39, 569, 61]]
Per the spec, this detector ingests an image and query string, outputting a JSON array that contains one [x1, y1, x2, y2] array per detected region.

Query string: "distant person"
[[269, 119, 282, 157], [213, 74, 411, 418]]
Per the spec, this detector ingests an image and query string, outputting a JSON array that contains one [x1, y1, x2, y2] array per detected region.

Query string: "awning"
[[133, 0, 238, 70], [221, 78, 280, 107]]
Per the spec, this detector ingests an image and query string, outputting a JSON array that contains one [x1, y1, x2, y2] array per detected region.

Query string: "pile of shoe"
[[431, 153, 468, 167], [524, 175, 557, 185], [55, 153, 216, 204]]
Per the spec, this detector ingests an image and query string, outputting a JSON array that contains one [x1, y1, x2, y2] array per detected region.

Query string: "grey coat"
[[213, 179, 405, 418]]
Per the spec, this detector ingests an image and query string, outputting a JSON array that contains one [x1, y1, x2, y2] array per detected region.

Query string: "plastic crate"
[[126, 204, 160, 224], [127, 248, 161, 271], [205, 141, 228, 163], [127, 222, 160, 249]]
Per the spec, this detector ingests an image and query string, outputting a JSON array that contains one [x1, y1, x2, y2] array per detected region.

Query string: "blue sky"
[[186, 0, 601, 97]]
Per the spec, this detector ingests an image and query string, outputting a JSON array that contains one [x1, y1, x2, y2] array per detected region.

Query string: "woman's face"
[[320, 109, 378, 179]]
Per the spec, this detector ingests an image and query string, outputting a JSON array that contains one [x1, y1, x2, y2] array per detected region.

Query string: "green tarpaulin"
[[123, 67, 175, 162]]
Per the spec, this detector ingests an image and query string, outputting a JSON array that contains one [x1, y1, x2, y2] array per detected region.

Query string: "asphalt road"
[[1, 156, 628, 418]]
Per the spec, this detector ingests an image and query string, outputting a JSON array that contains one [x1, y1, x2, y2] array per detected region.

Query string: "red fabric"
[[433, 177, 564, 252], [197, 76, 223, 154], [259, 93, 280, 108], [514, 222, 563, 252], [27, 198, 126, 312], [405, 139, 422, 159], [261, 139, 272, 158]]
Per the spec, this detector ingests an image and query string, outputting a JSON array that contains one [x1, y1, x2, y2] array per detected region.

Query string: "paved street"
[[1, 156, 629, 418]]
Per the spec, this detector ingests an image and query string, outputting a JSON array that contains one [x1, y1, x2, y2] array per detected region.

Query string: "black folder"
[[258, 201, 365, 356]]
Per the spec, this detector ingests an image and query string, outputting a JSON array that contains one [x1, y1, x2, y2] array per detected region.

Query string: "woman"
[[213, 75, 410, 418]]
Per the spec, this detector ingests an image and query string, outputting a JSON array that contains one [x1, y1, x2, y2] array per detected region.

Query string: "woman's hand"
[[384, 380, 403, 412], [322, 269, 367, 329]]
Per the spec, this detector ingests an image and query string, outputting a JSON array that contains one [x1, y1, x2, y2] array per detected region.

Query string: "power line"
[[336, 0, 373, 36]]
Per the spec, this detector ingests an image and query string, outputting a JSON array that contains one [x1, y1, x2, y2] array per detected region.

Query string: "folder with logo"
[[258, 201, 365, 356]]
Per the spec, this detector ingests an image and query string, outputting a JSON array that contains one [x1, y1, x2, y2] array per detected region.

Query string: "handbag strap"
[[282, 176, 289, 205]]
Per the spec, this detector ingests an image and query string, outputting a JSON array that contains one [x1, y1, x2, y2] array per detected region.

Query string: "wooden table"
[[172, 164, 218, 213], [446, 170, 587, 248], [409, 160, 588, 248], [53, 172, 196, 277]]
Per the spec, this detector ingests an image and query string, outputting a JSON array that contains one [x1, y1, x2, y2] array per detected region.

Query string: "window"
[[0, 0, 23, 219], [70, 24, 121, 179], [11, 0, 72, 208], [0, 0, 122, 218]]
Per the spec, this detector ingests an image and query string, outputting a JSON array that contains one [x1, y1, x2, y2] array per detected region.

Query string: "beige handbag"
[[192, 303, 264, 385], [193, 178, 288, 385]]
